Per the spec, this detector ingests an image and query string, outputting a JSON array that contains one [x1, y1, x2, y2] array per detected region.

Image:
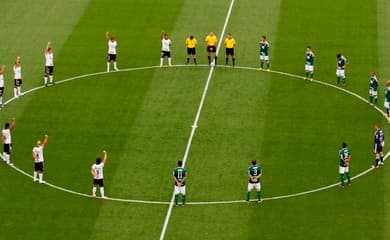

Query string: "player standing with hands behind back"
[[13, 56, 22, 98], [32, 135, 48, 183], [91, 150, 108, 199]]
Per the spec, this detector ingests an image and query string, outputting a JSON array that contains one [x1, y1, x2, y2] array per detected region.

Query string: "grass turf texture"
[[0, 0, 388, 240]]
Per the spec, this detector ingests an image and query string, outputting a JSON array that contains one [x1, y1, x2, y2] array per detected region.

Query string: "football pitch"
[[0, 0, 389, 239]]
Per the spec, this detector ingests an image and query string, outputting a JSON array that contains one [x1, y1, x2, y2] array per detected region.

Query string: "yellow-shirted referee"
[[185, 35, 198, 65], [205, 32, 218, 66], [224, 33, 236, 67]]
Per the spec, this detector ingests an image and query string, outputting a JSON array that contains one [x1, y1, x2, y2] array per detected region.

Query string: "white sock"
[[113, 62, 118, 70], [44, 77, 48, 85], [17, 87, 21, 96], [2, 152, 6, 163], [49, 75, 53, 83], [4, 153, 10, 164], [33, 171, 38, 181], [92, 186, 97, 196], [39, 173, 43, 182], [100, 187, 105, 197], [0, 96, 3, 105], [107, 62, 110, 72], [168, 58, 172, 65], [14, 88, 18, 97], [160, 58, 164, 66]]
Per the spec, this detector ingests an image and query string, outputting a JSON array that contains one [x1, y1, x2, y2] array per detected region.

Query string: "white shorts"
[[260, 55, 269, 61], [336, 69, 345, 78], [339, 166, 349, 174], [247, 182, 261, 192], [369, 89, 378, 97], [305, 65, 314, 72], [174, 185, 186, 195], [384, 101, 389, 109]]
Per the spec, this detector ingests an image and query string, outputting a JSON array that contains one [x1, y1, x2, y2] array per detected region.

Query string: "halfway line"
[[158, 0, 236, 239]]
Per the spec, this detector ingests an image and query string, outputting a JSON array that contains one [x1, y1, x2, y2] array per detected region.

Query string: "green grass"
[[0, 0, 388, 239]]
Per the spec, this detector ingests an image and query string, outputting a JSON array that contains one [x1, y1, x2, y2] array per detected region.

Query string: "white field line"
[[158, 1, 236, 239], [2, 64, 388, 206]]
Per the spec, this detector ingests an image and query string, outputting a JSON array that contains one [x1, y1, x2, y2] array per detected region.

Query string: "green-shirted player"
[[336, 53, 349, 85], [305, 46, 315, 80], [338, 142, 351, 187], [259, 35, 270, 71], [173, 160, 187, 206], [246, 159, 262, 203], [369, 71, 379, 106]]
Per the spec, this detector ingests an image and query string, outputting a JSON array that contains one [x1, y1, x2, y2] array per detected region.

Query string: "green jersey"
[[305, 50, 315, 66], [369, 75, 378, 91], [386, 87, 390, 102], [339, 147, 350, 167], [337, 55, 348, 70], [173, 167, 187, 186], [248, 164, 262, 183], [260, 41, 269, 56]]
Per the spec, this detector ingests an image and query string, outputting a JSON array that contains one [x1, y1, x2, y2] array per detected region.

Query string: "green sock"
[[182, 195, 186, 204], [305, 72, 309, 78], [260, 61, 264, 68], [369, 96, 373, 103], [337, 77, 340, 83], [310, 72, 314, 79], [256, 191, 261, 201], [174, 194, 178, 205], [342, 78, 346, 84], [267, 62, 270, 69], [340, 174, 345, 186], [374, 97, 378, 104], [346, 172, 351, 183], [246, 192, 251, 201]]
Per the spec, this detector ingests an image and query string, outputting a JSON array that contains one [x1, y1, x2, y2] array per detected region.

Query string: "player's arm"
[[0, 65, 5, 74], [2, 135, 5, 144], [9, 118, 16, 131], [173, 174, 181, 186], [105, 32, 111, 41], [91, 168, 97, 178], [102, 150, 107, 164], [45, 41, 51, 52], [161, 30, 166, 39], [256, 172, 262, 180], [42, 135, 48, 148], [32, 150, 36, 160]]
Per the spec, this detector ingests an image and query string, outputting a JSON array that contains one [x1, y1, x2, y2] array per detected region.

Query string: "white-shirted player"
[[32, 135, 48, 183], [2, 118, 15, 165], [160, 31, 172, 67], [13, 56, 22, 98], [91, 150, 108, 199], [106, 32, 119, 72], [44, 42, 54, 87], [0, 65, 5, 108]]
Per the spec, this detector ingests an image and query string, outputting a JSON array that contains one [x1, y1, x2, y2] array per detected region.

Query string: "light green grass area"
[[0, 0, 388, 239]]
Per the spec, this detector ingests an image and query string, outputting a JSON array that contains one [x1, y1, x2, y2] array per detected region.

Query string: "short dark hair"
[[337, 53, 341, 58], [177, 160, 183, 167], [307, 45, 311, 49], [342, 142, 347, 148], [251, 159, 257, 165], [4, 123, 9, 129], [189, 35, 194, 39], [262, 35, 266, 39], [96, 157, 102, 164]]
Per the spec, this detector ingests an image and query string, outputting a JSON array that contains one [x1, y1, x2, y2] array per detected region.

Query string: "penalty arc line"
[[158, 0, 236, 239]]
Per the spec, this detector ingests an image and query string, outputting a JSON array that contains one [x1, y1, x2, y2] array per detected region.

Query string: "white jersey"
[[2, 129, 11, 144], [161, 38, 171, 52], [33, 146, 44, 163], [92, 163, 104, 179], [13, 65, 22, 79], [108, 40, 117, 54], [0, 73, 4, 88], [45, 52, 54, 66]]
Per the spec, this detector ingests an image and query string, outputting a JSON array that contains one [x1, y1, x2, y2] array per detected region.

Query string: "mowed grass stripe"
[[377, 0, 390, 238]]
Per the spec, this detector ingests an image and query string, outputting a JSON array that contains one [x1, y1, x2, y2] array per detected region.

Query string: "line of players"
[[1, 31, 387, 202]]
